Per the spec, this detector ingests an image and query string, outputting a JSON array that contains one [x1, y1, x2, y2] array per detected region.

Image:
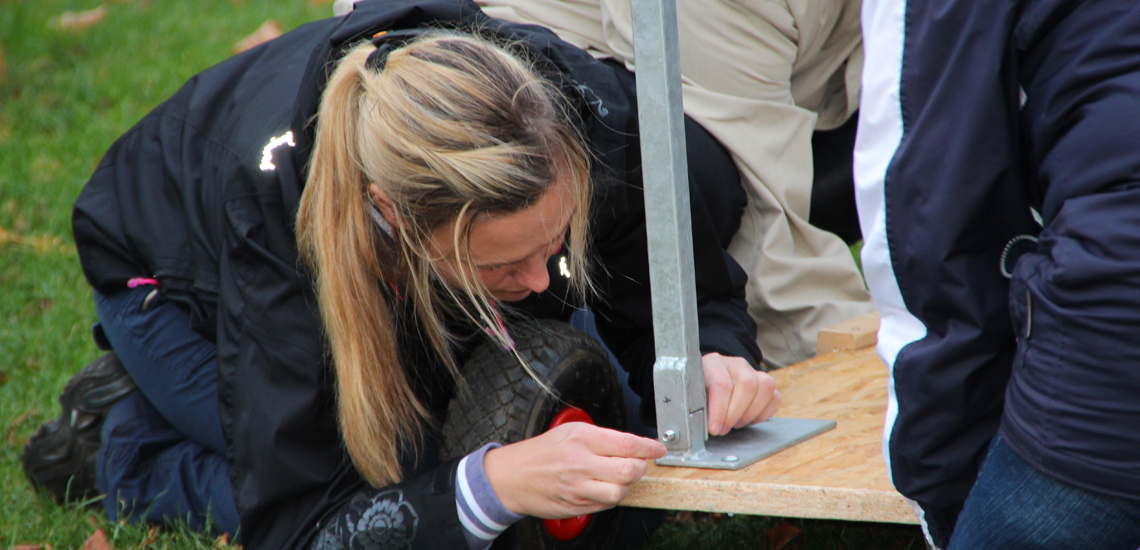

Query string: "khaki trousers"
[[480, 0, 874, 367]]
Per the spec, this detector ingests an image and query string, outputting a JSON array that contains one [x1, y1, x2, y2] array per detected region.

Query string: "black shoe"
[[21, 352, 137, 504]]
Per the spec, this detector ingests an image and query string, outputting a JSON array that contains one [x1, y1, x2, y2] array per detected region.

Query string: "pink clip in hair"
[[484, 300, 515, 351]]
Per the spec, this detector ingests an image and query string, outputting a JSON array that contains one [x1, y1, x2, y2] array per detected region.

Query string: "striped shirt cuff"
[[456, 443, 524, 550]]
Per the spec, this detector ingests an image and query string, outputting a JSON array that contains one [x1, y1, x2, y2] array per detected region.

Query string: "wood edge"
[[621, 478, 918, 525], [815, 311, 881, 355]]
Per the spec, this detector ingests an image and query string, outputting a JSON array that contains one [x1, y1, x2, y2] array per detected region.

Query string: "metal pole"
[[630, 0, 837, 469], [630, 0, 707, 462]]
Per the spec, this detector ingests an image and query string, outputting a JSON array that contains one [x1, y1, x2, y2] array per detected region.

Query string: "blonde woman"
[[24, 2, 779, 549]]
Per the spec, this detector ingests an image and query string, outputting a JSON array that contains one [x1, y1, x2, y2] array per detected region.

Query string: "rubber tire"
[[441, 319, 626, 550]]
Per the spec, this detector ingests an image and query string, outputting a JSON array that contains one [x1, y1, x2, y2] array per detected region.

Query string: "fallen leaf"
[[87, 514, 100, 528], [7, 407, 39, 445], [138, 525, 160, 546], [0, 226, 73, 254], [214, 533, 230, 548], [48, 6, 108, 31], [21, 298, 54, 317], [81, 528, 112, 550], [766, 520, 803, 550], [11, 545, 44, 550], [232, 20, 281, 54]]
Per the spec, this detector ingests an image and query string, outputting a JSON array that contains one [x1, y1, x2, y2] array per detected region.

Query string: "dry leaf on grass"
[[7, 407, 39, 445], [766, 520, 803, 550], [81, 528, 112, 550], [48, 6, 108, 31], [12, 545, 46, 550], [214, 532, 235, 548], [0, 226, 73, 254], [136, 525, 161, 546], [232, 20, 282, 54]]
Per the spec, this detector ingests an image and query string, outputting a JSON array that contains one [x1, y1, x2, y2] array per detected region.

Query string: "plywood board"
[[816, 311, 881, 355], [620, 347, 918, 524]]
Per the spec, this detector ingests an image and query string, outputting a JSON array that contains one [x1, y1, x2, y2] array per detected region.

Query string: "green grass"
[[0, 1, 920, 547], [1, 1, 326, 547]]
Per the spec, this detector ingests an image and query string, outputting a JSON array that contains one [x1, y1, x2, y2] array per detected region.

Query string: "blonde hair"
[[296, 32, 592, 487]]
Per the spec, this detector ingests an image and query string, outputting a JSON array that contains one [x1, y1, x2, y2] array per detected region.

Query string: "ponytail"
[[297, 46, 426, 487]]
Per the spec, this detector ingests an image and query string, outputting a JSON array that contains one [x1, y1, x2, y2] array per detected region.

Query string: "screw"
[[722, 455, 739, 463], [661, 429, 677, 443]]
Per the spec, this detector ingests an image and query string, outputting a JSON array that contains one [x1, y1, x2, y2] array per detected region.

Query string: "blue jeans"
[[949, 435, 1140, 550], [93, 287, 239, 536]]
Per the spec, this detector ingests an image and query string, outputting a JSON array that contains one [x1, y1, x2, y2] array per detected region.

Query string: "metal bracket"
[[656, 418, 837, 469]]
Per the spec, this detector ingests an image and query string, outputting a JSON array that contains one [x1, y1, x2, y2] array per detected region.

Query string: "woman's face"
[[431, 182, 575, 302]]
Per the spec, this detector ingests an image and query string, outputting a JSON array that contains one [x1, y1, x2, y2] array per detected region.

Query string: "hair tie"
[[365, 28, 428, 72], [366, 42, 395, 72]]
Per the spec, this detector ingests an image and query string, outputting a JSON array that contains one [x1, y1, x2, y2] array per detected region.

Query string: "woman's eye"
[[478, 264, 507, 274]]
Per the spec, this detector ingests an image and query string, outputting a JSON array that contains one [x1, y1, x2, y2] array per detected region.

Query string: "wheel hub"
[[543, 406, 595, 541]]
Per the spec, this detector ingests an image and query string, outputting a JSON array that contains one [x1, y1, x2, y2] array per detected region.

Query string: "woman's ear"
[[369, 183, 400, 228]]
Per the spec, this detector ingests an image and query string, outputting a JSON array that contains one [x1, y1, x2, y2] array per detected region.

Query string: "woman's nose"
[[513, 255, 551, 294]]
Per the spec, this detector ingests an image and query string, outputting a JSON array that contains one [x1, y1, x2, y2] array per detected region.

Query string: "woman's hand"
[[703, 352, 781, 436], [483, 423, 666, 518]]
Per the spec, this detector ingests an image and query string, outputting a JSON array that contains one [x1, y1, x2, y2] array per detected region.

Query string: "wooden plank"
[[816, 311, 880, 355], [621, 347, 918, 524]]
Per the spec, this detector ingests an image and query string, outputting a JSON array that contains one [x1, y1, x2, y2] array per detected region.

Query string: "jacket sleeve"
[[306, 460, 469, 550], [214, 186, 467, 550], [854, 0, 1036, 545]]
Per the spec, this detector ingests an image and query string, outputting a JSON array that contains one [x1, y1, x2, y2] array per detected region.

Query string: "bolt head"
[[661, 429, 677, 442]]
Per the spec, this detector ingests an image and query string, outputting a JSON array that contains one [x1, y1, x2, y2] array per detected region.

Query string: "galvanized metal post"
[[630, 0, 708, 463], [630, 0, 837, 470]]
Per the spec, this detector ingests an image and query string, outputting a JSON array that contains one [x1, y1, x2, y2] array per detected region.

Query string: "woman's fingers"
[[484, 423, 665, 519], [577, 423, 666, 459], [755, 388, 782, 425], [554, 476, 639, 515], [723, 360, 763, 430], [574, 453, 651, 488], [702, 353, 780, 436], [703, 354, 734, 435]]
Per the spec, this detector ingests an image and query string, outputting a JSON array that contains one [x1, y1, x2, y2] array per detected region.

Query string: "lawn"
[[0, 0, 922, 548]]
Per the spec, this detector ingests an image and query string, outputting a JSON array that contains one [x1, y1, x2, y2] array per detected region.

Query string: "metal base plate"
[[654, 417, 836, 470]]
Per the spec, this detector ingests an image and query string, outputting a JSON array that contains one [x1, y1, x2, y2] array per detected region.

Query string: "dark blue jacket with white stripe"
[[856, 0, 1140, 545]]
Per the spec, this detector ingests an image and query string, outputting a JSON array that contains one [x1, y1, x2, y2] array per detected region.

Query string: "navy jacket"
[[72, 1, 760, 547], [857, 0, 1140, 545]]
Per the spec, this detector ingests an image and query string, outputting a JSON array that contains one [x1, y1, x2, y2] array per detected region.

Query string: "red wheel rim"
[[543, 406, 595, 541]]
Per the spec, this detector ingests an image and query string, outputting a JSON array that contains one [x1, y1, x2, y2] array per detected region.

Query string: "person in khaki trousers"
[[334, 0, 873, 367], [477, 0, 873, 367]]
